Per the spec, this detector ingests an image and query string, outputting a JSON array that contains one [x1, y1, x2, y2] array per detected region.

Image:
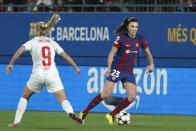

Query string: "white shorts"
[[27, 72, 64, 93]]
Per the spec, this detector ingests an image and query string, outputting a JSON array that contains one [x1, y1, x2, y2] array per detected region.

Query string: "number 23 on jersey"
[[111, 69, 120, 78]]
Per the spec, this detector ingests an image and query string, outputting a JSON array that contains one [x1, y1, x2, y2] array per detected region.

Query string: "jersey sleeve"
[[113, 35, 122, 49], [22, 40, 32, 51], [141, 36, 148, 49], [54, 41, 64, 55]]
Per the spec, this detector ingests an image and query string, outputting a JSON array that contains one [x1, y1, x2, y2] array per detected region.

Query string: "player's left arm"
[[6, 46, 26, 74], [60, 51, 80, 74], [144, 47, 154, 73]]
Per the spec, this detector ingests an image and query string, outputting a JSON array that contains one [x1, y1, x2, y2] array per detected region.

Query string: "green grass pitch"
[[0, 110, 195, 131]]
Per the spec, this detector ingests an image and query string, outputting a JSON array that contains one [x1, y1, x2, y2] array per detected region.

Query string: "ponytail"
[[36, 14, 61, 36]]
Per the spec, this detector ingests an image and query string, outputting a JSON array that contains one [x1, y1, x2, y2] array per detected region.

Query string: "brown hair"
[[114, 17, 138, 35], [36, 14, 61, 36]]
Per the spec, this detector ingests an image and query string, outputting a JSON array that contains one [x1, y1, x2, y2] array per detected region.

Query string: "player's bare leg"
[[109, 83, 136, 116], [8, 86, 35, 127], [124, 83, 137, 102], [105, 83, 136, 125], [81, 80, 115, 122], [53, 89, 82, 124]]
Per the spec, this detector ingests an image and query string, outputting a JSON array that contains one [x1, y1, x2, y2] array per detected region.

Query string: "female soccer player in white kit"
[[6, 14, 83, 127]]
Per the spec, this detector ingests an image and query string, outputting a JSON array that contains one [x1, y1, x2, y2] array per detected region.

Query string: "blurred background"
[[0, 0, 195, 13]]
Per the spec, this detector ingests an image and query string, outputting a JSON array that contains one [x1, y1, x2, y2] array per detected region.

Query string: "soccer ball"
[[116, 111, 131, 125]]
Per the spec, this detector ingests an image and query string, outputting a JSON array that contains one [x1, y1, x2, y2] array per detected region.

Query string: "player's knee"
[[127, 94, 136, 102], [101, 92, 110, 99], [21, 95, 30, 100], [55, 95, 66, 104]]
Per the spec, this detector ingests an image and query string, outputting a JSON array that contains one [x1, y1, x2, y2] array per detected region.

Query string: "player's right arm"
[[106, 46, 118, 77], [6, 46, 26, 74], [106, 35, 121, 77]]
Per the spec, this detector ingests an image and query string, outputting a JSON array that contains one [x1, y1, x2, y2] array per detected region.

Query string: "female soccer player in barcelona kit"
[[6, 14, 82, 127], [80, 17, 154, 125]]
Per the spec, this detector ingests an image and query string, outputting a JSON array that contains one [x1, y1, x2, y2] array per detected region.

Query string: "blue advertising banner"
[[0, 13, 196, 67], [0, 64, 195, 115]]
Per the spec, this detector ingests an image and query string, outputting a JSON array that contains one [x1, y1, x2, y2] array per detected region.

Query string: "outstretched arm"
[[144, 47, 154, 73], [60, 51, 80, 74], [106, 46, 118, 77], [6, 46, 26, 74]]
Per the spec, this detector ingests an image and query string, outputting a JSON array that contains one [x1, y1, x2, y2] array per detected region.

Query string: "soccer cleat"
[[79, 112, 87, 123], [69, 113, 83, 125], [8, 122, 19, 127], [105, 113, 115, 126]]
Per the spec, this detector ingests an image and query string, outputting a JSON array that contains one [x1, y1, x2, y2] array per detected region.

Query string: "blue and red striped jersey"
[[112, 33, 148, 73]]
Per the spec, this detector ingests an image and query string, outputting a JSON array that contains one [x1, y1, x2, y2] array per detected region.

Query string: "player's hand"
[[75, 67, 80, 74], [106, 68, 111, 77], [146, 64, 154, 73], [6, 65, 13, 74], [56, 14, 61, 22]]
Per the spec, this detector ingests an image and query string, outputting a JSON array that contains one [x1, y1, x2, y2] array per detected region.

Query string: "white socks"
[[13, 99, 73, 123], [61, 100, 74, 114], [14, 98, 27, 123]]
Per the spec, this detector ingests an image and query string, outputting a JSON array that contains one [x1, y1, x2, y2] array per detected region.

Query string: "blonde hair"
[[36, 14, 61, 36]]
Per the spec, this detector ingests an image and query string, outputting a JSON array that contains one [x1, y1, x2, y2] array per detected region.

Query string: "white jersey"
[[23, 36, 64, 74]]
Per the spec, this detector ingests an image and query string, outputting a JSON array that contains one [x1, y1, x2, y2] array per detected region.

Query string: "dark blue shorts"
[[106, 68, 136, 85]]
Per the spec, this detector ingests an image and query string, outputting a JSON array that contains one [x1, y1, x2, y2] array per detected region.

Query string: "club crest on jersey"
[[29, 22, 37, 40], [112, 76, 116, 80], [136, 43, 139, 47]]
